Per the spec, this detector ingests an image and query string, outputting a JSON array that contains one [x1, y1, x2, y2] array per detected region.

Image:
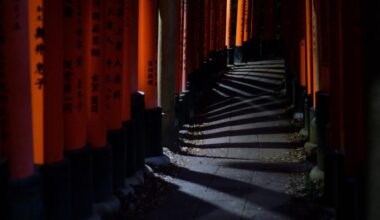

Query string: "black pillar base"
[[339, 175, 366, 220], [144, 107, 162, 158], [0, 160, 7, 220], [107, 128, 126, 191], [242, 41, 250, 62], [65, 147, 93, 219], [227, 48, 235, 65], [324, 150, 344, 208], [316, 92, 330, 169], [7, 173, 44, 220], [39, 160, 71, 220], [208, 50, 219, 73], [131, 92, 146, 170], [262, 40, 276, 59], [123, 120, 137, 177], [295, 84, 306, 114], [234, 46, 244, 64], [92, 145, 113, 203]]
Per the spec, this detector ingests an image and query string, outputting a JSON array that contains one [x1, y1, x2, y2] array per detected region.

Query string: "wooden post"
[[42, 0, 65, 164], [305, 0, 313, 96], [123, 0, 140, 178], [62, 0, 93, 218], [209, 0, 216, 52], [87, 0, 107, 149], [138, 0, 162, 157], [105, 0, 124, 133], [2, 2, 45, 218], [4, 0, 35, 180], [138, 0, 158, 110], [175, 0, 183, 94], [243, 0, 250, 42], [88, 0, 114, 207], [63, 0, 88, 152], [203, 0, 210, 59], [105, 0, 126, 191], [181, 0, 187, 91], [225, 0, 232, 48], [235, 0, 245, 63], [28, 0, 45, 165]]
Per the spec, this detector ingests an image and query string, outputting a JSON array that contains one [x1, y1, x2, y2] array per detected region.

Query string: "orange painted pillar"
[[123, 0, 139, 121], [340, 0, 365, 176], [105, 0, 126, 190], [175, 0, 183, 94], [1, 1, 46, 218], [42, 0, 65, 164], [62, 0, 93, 218], [298, 0, 307, 87], [216, 0, 222, 50], [0, 32, 4, 162], [186, 0, 193, 72], [264, 0, 275, 42], [138, 0, 158, 110], [311, 0, 319, 106], [299, 40, 307, 87], [249, 0, 254, 39], [317, 0, 330, 92], [88, 0, 114, 205], [225, 0, 232, 48], [234, 0, 245, 63], [105, 0, 124, 132], [235, 0, 244, 47], [305, 0, 313, 96], [3, 0, 35, 180], [243, 0, 250, 42], [203, 0, 210, 59], [87, 0, 107, 149], [123, 0, 140, 177], [251, 0, 260, 39], [196, 0, 203, 67], [63, 0, 88, 152], [138, 0, 162, 157], [213, 0, 218, 51], [328, 0, 344, 154], [220, 0, 227, 49], [32, 1, 71, 218], [209, 0, 215, 52], [28, 0, 44, 165], [195, 0, 202, 68], [181, 0, 187, 91]]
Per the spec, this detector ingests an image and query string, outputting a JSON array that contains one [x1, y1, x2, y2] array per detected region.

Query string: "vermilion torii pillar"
[[1, 0, 44, 218], [87, 0, 117, 213], [243, 0, 251, 43], [181, 0, 188, 91], [305, 0, 313, 97], [225, 0, 235, 64], [203, 0, 210, 60], [29, 0, 72, 219], [104, 0, 126, 191], [209, 0, 216, 53], [123, 0, 140, 178], [175, 0, 183, 95], [138, 0, 162, 158], [263, 0, 275, 58], [234, 0, 245, 63], [62, 0, 93, 218], [298, 0, 307, 89]]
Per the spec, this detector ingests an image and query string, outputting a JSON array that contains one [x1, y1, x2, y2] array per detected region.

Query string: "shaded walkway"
[[145, 59, 322, 220]]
